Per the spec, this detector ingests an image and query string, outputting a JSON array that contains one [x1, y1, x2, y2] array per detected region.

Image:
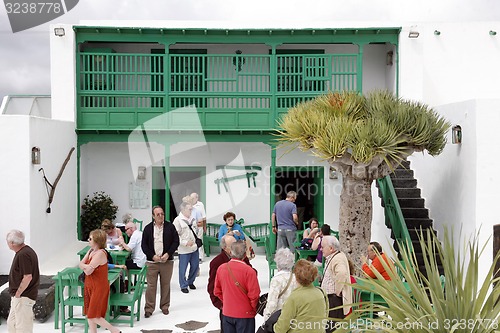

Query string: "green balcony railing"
[[77, 52, 359, 131], [377, 175, 413, 252]]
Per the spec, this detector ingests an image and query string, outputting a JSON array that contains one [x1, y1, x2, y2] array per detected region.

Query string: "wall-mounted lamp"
[[137, 166, 146, 180], [232, 50, 246, 72], [32, 147, 41, 164], [408, 30, 420, 38], [329, 166, 338, 179], [434, 30, 441, 36], [452, 125, 462, 144], [490, 30, 497, 36], [386, 51, 394, 66], [54, 27, 65, 37]]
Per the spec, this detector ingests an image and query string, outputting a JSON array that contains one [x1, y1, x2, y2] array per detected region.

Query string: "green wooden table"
[[295, 248, 318, 261], [78, 245, 130, 265]]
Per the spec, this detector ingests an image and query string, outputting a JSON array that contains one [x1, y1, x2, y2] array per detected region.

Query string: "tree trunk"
[[338, 174, 373, 275]]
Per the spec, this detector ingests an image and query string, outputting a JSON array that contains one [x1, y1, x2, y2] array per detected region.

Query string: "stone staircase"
[[378, 159, 444, 276]]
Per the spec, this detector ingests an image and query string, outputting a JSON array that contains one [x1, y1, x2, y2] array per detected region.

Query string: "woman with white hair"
[[257, 248, 298, 333]]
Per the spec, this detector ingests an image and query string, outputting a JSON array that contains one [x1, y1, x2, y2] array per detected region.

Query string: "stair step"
[[396, 160, 411, 168], [391, 178, 417, 188], [407, 227, 437, 238], [402, 207, 429, 218], [398, 198, 425, 208], [394, 188, 421, 198], [390, 169, 414, 179], [404, 218, 433, 229]]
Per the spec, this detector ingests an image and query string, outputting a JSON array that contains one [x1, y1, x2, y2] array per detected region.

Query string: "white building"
[[1, 19, 499, 282]]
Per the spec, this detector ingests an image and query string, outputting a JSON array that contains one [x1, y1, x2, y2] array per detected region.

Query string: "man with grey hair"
[[321, 235, 352, 332], [272, 190, 299, 252], [173, 201, 200, 293], [214, 241, 260, 333], [208, 235, 252, 333], [120, 221, 146, 270], [6, 229, 40, 333]]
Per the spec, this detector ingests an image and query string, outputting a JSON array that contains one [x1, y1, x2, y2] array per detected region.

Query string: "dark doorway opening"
[[274, 167, 324, 230], [152, 167, 205, 222]]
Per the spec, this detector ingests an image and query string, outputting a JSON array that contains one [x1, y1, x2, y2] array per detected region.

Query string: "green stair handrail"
[[377, 175, 413, 253]]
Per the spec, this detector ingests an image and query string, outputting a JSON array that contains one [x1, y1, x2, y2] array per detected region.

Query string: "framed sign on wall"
[[129, 181, 149, 209]]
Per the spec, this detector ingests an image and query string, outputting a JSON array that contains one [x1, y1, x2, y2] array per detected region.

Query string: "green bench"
[[202, 218, 245, 256], [242, 222, 269, 247], [203, 223, 222, 257]]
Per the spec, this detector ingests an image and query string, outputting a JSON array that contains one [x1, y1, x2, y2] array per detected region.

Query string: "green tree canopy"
[[276, 90, 451, 269]]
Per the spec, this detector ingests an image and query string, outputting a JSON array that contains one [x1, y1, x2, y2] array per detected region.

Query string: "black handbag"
[[257, 293, 268, 316], [188, 223, 203, 248]]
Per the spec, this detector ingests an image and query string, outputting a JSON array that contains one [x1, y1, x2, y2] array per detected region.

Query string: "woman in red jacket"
[[361, 242, 394, 280]]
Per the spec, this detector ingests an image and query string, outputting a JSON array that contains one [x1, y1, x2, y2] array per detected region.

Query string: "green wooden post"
[[269, 143, 277, 254]]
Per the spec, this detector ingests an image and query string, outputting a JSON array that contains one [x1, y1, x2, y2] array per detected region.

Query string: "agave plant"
[[275, 90, 451, 271], [336, 229, 500, 333]]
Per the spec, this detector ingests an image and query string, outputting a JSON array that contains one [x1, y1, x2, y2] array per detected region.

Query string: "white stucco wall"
[[409, 99, 500, 281], [0, 116, 76, 274], [50, 24, 77, 122]]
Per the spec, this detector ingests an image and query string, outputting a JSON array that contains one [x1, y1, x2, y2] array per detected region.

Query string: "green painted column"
[[76, 143, 82, 240], [269, 142, 277, 254], [164, 143, 171, 219]]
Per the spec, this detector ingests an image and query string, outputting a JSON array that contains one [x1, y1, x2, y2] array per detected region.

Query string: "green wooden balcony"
[[77, 52, 359, 132]]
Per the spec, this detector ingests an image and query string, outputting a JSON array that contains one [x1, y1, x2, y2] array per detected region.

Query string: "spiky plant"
[[336, 229, 500, 333], [276, 90, 451, 270]]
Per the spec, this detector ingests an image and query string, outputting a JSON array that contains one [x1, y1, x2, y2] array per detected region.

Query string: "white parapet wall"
[[0, 115, 77, 274]]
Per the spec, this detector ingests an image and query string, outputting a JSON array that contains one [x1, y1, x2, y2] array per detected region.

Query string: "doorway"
[[274, 167, 324, 229], [152, 167, 206, 222]]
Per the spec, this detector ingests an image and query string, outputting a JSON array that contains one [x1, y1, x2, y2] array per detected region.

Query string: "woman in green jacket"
[[274, 259, 329, 333]]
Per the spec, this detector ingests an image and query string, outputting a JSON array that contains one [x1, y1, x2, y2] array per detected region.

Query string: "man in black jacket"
[[141, 206, 179, 318]]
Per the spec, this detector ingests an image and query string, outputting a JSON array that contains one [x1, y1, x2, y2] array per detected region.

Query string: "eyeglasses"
[[155, 213, 165, 216]]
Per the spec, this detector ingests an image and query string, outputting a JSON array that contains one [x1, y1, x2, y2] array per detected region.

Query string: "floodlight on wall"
[[452, 125, 462, 144], [54, 27, 65, 37], [31, 147, 41, 164], [386, 51, 394, 66], [490, 30, 497, 36], [434, 30, 441, 36], [408, 30, 420, 38]]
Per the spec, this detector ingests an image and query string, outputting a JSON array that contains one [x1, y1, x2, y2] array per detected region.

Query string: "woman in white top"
[[101, 219, 124, 247], [262, 248, 298, 321]]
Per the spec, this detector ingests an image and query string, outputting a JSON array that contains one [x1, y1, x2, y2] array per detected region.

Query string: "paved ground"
[[0, 241, 269, 333]]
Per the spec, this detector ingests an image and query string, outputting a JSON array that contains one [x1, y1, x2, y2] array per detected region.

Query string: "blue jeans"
[[178, 250, 199, 289], [222, 315, 255, 333], [277, 229, 297, 252]]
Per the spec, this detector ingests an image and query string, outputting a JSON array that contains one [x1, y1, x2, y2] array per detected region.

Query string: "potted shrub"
[[336, 228, 500, 333], [80, 191, 118, 241]]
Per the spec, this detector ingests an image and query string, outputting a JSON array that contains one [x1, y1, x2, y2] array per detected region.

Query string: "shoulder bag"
[[188, 223, 203, 248]]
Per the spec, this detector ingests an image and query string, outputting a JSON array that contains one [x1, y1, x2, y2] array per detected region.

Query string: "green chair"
[[264, 237, 277, 281], [109, 265, 147, 327], [122, 231, 129, 243], [57, 267, 88, 333], [133, 218, 143, 231], [127, 265, 147, 294]]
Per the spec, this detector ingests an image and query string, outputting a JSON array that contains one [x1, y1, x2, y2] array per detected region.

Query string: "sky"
[[0, 0, 499, 102]]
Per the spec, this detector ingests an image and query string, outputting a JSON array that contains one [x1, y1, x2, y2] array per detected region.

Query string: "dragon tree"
[[276, 90, 450, 270]]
